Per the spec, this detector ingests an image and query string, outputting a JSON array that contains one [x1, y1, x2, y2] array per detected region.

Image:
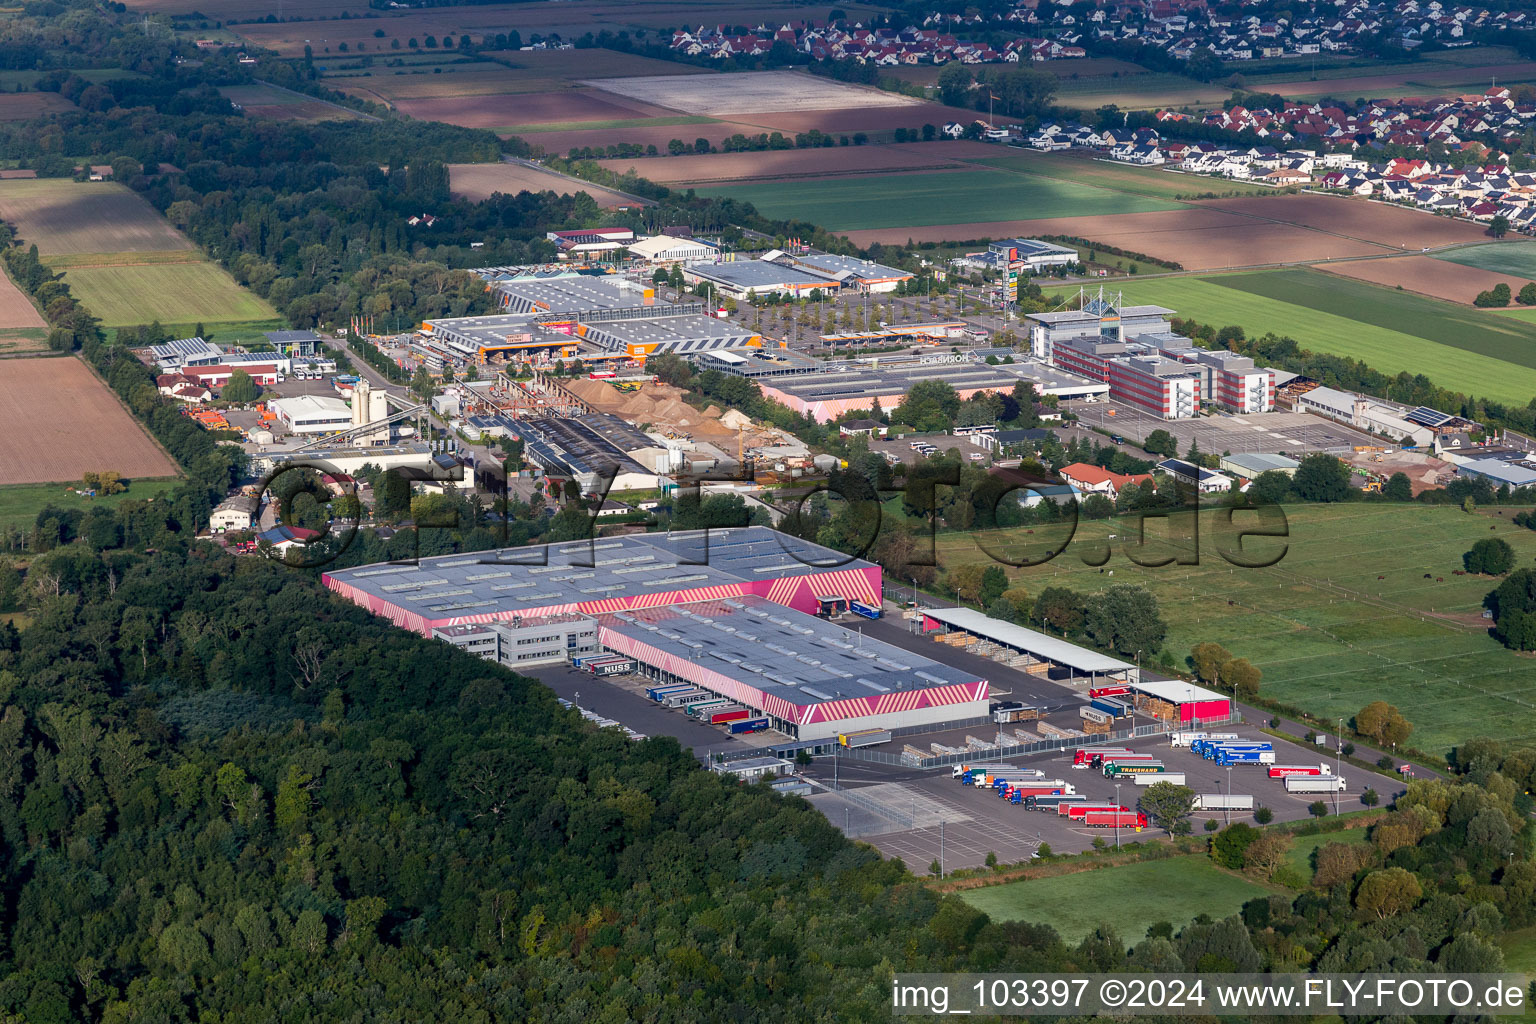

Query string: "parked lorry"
[[1133, 771, 1186, 786], [1105, 761, 1166, 777], [1268, 764, 1329, 778], [1088, 685, 1132, 699], [849, 601, 882, 620], [1025, 794, 1088, 810], [1285, 774, 1346, 793], [1059, 803, 1127, 820], [1171, 731, 1239, 748], [992, 702, 1041, 724], [954, 763, 1020, 780], [729, 718, 769, 735], [1072, 748, 1132, 769], [1089, 696, 1133, 719], [1192, 794, 1255, 811], [587, 657, 636, 677], [662, 690, 709, 708], [999, 781, 1074, 799], [708, 707, 751, 725], [1097, 754, 1160, 773], [839, 728, 892, 748], [1194, 739, 1266, 757], [1082, 810, 1147, 830], [1215, 749, 1277, 766], [684, 699, 731, 718], [647, 684, 695, 702]]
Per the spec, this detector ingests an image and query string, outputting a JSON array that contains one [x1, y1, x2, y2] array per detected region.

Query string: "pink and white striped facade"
[[323, 563, 883, 637], [760, 381, 1024, 425]]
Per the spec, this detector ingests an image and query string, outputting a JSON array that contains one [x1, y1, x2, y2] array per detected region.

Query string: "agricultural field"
[[696, 168, 1182, 231], [0, 477, 180, 532], [0, 93, 75, 121], [0, 179, 192, 256], [123, 0, 368, 16], [0, 357, 178, 485], [942, 503, 1536, 753], [1435, 241, 1536, 279], [219, 82, 366, 122], [1200, 194, 1488, 250], [960, 857, 1274, 944], [1318, 254, 1530, 305], [0, 261, 47, 354], [1050, 48, 1536, 112], [974, 150, 1278, 201], [60, 262, 277, 329], [235, 1, 889, 57], [585, 71, 920, 116], [447, 161, 636, 205], [595, 140, 992, 184], [1115, 268, 1536, 403]]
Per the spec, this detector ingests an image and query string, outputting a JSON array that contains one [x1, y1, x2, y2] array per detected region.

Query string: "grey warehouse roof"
[[324, 526, 876, 617], [690, 261, 834, 290], [921, 606, 1134, 674], [599, 595, 982, 704]]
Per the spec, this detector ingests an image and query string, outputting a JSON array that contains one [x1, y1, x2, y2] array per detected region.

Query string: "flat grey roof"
[[1222, 452, 1299, 473], [760, 357, 1104, 402], [581, 313, 754, 351], [600, 595, 983, 705], [494, 277, 640, 313], [793, 253, 912, 281], [690, 261, 833, 289], [1028, 304, 1175, 324], [324, 526, 876, 617], [922, 606, 1134, 674]]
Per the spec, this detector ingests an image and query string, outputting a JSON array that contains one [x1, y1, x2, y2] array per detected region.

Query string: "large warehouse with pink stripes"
[[323, 527, 989, 740]]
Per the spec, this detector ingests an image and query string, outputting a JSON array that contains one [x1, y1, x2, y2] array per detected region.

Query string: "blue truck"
[[1203, 743, 1273, 761], [1216, 748, 1277, 766], [647, 684, 695, 702], [850, 601, 882, 620], [1089, 696, 1132, 719], [729, 717, 769, 735]]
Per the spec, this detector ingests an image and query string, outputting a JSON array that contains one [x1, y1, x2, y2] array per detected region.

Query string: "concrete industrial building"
[[628, 234, 719, 263], [684, 258, 838, 300], [425, 277, 758, 362], [1298, 387, 1435, 447], [268, 395, 354, 435], [1026, 293, 1272, 419], [329, 527, 991, 740], [785, 252, 913, 293], [696, 350, 1106, 423], [1219, 452, 1300, 479], [516, 414, 668, 492]]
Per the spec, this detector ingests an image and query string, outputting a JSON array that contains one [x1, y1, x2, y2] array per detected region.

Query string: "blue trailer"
[[648, 684, 695, 702], [729, 717, 770, 735], [850, 600, 882, 620], [1090, 697, 1132, 719], [1217, 749, 1276, 766], [1203, 743, 1272, 761]]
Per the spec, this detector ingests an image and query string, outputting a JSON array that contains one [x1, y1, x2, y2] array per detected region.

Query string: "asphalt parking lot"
[[1064, 398, 1377, 457], [800, 727, 1385, 870]]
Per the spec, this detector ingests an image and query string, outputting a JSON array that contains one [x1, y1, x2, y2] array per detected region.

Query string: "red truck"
[[1268, 763, 1329, 778], [1073, 747, 1133, 768], [1059, 803, 1127, 819], [1082, 810, 1147, 830], [1000, 783, 1069, 800], [1088, 685, 1132, 699]]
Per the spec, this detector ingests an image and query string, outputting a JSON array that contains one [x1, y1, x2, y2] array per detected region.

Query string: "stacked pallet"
[[1023, 662, 1051, 676], [931, 742, 963, 755], [1009, 729, 1041, 744], [1081, 718, 1112, 735], [933, 632, 974, 647], [1037, 722, 1086, 740]]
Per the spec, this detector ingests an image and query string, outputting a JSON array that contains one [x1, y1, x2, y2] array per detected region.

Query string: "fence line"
[[840, 714, 1244, 770]]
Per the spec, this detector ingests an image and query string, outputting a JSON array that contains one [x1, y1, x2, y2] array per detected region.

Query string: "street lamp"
[[1225, 765, 1232, 826], [1114, 782, 1121, 849]]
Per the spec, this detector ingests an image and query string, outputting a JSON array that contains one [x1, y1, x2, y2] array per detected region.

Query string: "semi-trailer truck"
[[663, 690, 709, 708], [1097, 754, 1160, 773], [1082, 810, 1147, 829], [1060, 803, 1127, 820], [1268, 764, 1330, 778], [708, 707, 751, 725], [1089, 696, 1133, 719], [999, 781, 1074, 798], [954, 763, 1021, 780], [838, 729, 892, 748], [849, 601, 882, 620], [1104, 761, 1167, 777], [1215, 749, 1277, 766], [646, 684, 694, 701], [1171, 731, 1239, 748], [1194, 739, 1266, 757], [1201, 741, 1273, 757], [1072, 748, 1133, 768], [1192, 794, 1255, 811], [1026, 794, 1088, 810], [1133, 771, 1187, 786], [1285, 774, 1346, 793], [729, 718, 769, 735], [685, 699, 731, 717]]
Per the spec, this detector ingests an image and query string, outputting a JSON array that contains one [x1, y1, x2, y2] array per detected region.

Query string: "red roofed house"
[[1057, 463, 1155, 499]]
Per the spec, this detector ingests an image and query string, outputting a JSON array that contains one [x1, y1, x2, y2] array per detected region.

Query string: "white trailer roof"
[[1132, 678, 1228, 704]]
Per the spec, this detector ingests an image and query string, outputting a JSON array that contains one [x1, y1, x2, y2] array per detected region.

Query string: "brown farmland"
[[1200, 194, 1490, 249], [0, 92, 76, 121], [731, 102, 988, 135], [0, 266, 45, 330], [0, 357, 177, 485], [1316, 254, 1533, 304], [392, 88, 670, 129], [448, 162, 635, 205], [124, 0, 367, 16], [595, 140, 999, 183], [843, 207, 1395, 268], [0, 180, 193, 256]]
